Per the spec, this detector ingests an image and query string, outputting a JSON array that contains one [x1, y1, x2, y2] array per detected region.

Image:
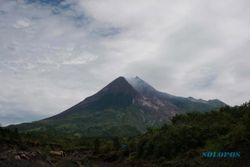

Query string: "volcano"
[[12, 76, 226, 137]]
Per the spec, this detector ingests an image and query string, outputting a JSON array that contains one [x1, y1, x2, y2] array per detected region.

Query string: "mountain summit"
[[13, 76, 227, 137], [127, 76, 157, 94], [51, 76, 140, 119]]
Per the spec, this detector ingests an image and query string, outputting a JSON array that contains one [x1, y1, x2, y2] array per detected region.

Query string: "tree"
[[112, 137, 121, 151], [94, 138, 100, 153]]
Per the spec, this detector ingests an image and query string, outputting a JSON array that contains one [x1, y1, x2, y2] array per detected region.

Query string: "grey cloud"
[[0, 0, 250, 125]]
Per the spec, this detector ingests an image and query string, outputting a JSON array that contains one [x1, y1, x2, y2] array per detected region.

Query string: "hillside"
[[126, 101, 250, 166], [1, 102, 249, 167], [10, 76, 226, 137]]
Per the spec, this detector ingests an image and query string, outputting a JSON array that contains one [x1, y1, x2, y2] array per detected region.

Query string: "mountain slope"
[[13, 77, 150, 136], [50, 76, 140, 119], [127, 76, 226, 112], [11, 76, 227, 137]]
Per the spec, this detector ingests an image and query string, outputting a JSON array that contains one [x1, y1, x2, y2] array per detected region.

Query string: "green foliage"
[[128, 152, 137, 161], [0, 127, 21, 143], [13, 105, 148, 137], [2, 100, 250, 165], [129, 101, 250, 160], [112, 137, 121, 151], [94, 138, 100, 153]]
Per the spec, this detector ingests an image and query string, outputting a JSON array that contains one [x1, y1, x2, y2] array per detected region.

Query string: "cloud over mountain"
[[0, 0, 250, 125]]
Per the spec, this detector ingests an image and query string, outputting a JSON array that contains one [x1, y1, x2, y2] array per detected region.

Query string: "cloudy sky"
[[0, 0, 250, 125]]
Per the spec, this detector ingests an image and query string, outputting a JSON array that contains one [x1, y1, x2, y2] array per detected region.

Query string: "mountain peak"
[[81, 76, 140, 107], [108, 76, 128, 86], [50, 76, 140, 118], [99, 76, 138, 95], [126, 76, 157, 95]]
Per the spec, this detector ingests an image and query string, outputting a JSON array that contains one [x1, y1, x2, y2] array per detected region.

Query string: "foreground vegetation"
[[125, 102, 250, 166], [132, 102, 250, 159], [1, 102, 250, 166]]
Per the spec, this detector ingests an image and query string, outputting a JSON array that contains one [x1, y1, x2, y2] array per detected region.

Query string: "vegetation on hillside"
[[122, 101, 250, 166], [1, 101, 250, 166]]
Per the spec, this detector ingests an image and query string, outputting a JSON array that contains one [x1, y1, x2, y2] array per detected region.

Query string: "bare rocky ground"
[[0, 143, 156, 167], [2, 142, 248, 167]]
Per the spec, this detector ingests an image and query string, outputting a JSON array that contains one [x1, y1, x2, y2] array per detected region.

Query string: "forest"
[[1, 102, 250, 166]]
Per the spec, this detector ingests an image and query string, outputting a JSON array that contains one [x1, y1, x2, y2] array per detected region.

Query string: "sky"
[[0, 0, 250, 125]]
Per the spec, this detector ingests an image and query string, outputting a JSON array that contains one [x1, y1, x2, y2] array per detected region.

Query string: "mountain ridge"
[[10, 76, 227, 137], [127, 76, 226, 112]]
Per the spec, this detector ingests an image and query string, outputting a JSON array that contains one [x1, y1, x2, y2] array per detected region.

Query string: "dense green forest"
[[125, 102, 250, 166], [1, 102, 250, 166], [132, 102, 250, 159]]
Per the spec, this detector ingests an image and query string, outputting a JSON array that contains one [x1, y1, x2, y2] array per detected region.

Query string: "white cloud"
[[14, 18, 31, 28], [0, 0, 250, 125]]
